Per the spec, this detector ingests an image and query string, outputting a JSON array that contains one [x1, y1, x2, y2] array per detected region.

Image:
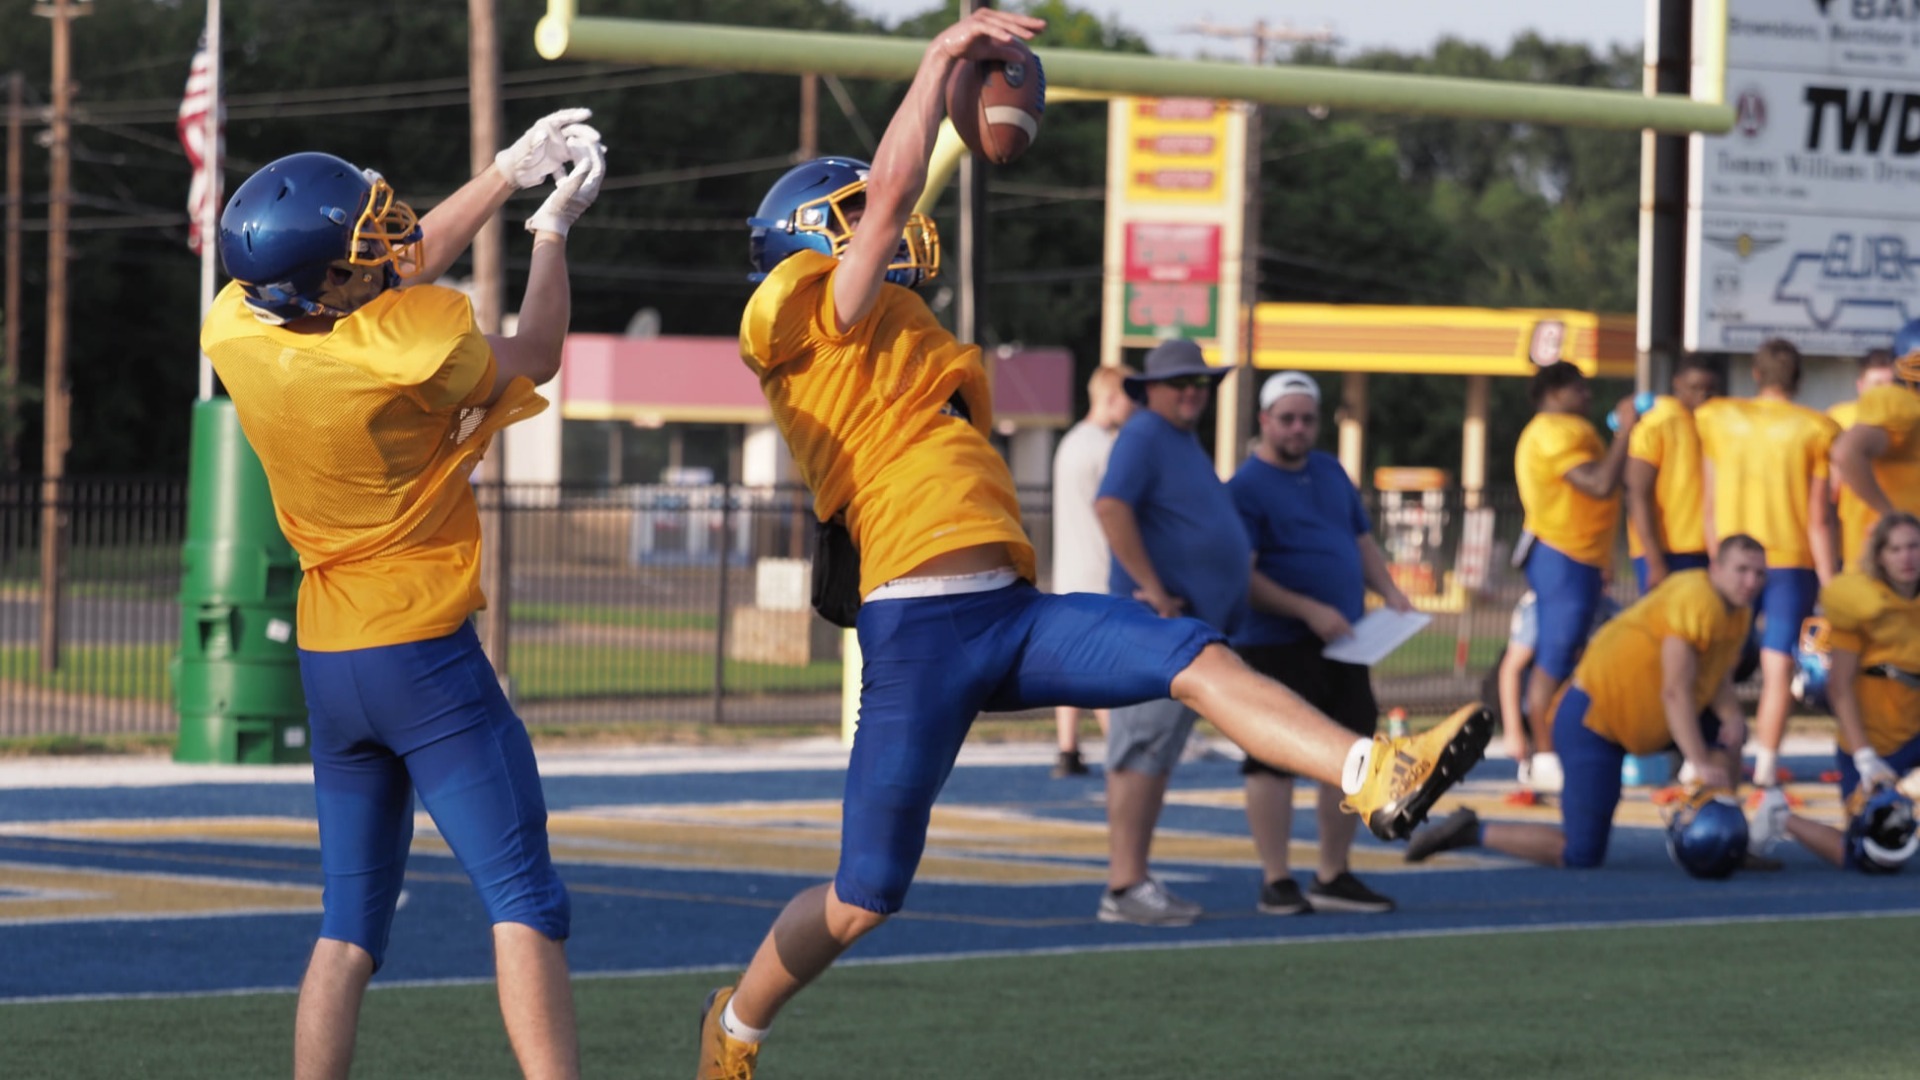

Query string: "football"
[[944, 45, 1045, 166]]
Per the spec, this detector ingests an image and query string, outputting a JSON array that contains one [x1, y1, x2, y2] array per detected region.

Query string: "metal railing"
[[0, 477, 1669, 736]]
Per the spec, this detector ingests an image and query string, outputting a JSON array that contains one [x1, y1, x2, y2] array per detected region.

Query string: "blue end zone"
[[0, 750, 1911, 1002]]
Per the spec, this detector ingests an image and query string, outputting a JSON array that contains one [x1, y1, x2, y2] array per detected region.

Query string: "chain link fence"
[[2, 476, 1658, 737]]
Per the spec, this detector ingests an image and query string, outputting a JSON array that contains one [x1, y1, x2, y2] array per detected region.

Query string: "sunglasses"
[[1160, 375, 1214, 391]]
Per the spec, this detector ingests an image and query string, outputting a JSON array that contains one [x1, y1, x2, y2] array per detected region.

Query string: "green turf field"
[[4, 914, 1910, 1079]]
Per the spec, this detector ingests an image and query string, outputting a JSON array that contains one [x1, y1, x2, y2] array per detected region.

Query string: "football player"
[[1624, 355, 1717, 593], [1407, 536, 1764, 870], [1694, 339, 1840, 789], [1832, 325, 1920, 573], [693, 9, 1494, 1078], [201, 112, 604, 1080]]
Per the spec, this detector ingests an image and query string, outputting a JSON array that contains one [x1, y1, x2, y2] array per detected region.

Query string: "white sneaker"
[[1749, 787, 1790, 857], [1097, 877, 1201, 927], [1529, 752, 1565, 794]]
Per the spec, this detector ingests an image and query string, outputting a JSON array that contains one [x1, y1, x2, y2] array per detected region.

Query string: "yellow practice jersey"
[[1821, 572, 1920, 756], [739, 250, 1034, 596], [1515, 412, 1618, 567], [1694, 397, 1838, 569], [1577, 569, 1752, 754], [201, 281, 546, 651], [1625, 395, 1707, 558], [1836, 385, 1920, 571]]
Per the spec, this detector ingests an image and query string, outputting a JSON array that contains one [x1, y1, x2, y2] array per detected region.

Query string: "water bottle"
[[1386, 707, 1409, 740], [1607, 391, 1657, 433]]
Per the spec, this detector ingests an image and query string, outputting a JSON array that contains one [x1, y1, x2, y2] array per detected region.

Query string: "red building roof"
[[557, 334, 1075, 428]]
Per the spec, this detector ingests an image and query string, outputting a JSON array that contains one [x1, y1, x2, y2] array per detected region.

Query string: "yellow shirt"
[[1837, 385, 1920, 571], [1820, 572, 1920, 756], [201, 281, 546, 651], [1694, 397, 1838, 569], [739, 250, 1034, 597], [1515, 412, 1618, 567], [1577, 569, 1752, 754], [1625, 395, 1707, 558]]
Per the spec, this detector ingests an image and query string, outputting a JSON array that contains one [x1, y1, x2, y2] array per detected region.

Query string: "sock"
[[721, 999, 770, 1045], [1340, 738, 1372, 795]]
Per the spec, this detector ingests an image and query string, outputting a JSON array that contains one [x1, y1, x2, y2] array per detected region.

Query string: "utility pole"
[[799, 73, 818, 160], [5, 72, 22, 473], [36, 0, 89, 672], [469, 0, 514, 690], [957, 0, 992, 348]]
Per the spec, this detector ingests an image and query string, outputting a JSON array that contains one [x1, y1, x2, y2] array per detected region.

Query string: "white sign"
[[1686, 210, 1920, 354], [1688, 0, 1920, 352], [1725, 0, 1920, 76]]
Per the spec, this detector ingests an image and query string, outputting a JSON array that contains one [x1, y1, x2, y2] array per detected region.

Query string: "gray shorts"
[[1106, 697, 1200, 775]]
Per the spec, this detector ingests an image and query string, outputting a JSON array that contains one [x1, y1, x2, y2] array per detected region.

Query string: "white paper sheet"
[[1320, 609, 1432, 666]]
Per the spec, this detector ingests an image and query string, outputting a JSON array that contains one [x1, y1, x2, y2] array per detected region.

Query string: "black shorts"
[[1236, 639, 1379, 780]]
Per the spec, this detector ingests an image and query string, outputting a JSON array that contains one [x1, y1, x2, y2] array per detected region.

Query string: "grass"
[[0, 915, 1912, 1079], [508, 602, 718, 633], [1374, 631, 1505, 678], [0, 642, 841, 705]]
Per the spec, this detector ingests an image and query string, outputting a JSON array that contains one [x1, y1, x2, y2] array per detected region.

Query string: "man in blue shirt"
[[1232, 371, 1413, 915], [1094, 339, 1252, 926]]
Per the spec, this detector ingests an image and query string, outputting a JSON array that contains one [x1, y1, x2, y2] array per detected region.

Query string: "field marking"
[[3, 904, 1916, 1007]]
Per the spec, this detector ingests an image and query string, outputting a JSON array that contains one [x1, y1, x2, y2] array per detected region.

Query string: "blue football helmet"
[[217, 152, 423, 324], [1845, 786, 1918, 874], [746, 157, 939, 288], [1666, 790, 1749, 879], [1894, 318, 1920, 385], [1791, 617, 1832, 713]]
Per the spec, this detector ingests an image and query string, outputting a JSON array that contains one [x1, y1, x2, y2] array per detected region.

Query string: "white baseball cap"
[[1259, 370, 1321, 412]]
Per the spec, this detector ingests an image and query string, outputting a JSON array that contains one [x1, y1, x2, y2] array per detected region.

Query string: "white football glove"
[[1854, 747, 1898, 791], [1528, 751, 1564, 794], [494, 107, 593, 189], [525, 129, 605, 238]]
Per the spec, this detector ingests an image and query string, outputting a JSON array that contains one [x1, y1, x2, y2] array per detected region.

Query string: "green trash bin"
[[172, 397, 309, 764]]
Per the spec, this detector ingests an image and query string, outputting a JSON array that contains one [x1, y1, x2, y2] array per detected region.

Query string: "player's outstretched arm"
[[412, 108, 595, 285], [831, 8, 1041, 332], [483, 135, 605, 405]]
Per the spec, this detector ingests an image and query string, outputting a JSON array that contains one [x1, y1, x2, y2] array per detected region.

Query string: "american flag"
[[177, 32, 222, 255]]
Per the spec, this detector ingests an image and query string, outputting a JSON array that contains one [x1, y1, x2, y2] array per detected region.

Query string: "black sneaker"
[[1404, 807, 1482, 864], [1051, 748, 1090, 778], [1256, 876, 1311, 915], [1306, 871, 1395, 914]]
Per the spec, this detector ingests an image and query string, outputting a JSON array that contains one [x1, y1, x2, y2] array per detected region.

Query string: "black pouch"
[[811, 515, 862, 628]]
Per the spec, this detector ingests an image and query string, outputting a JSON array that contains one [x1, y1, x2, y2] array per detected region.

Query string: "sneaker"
[[1343, 704, 1495, 841], [696, 986, 760, 1080], [1051, 748, 1090, 778], [1405, 807, 1482, 863], [1747, 787, 1789, 857], [1097, 877, 1201, 927], [1306, 871, 1395, 913], [1256, 876, 1310, 915]]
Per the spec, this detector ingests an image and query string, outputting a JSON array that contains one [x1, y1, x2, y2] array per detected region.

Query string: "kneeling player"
[[1407, 537, 1766, 869]]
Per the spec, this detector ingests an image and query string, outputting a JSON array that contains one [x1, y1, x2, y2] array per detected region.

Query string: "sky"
[[841, 0, 1647, 59]]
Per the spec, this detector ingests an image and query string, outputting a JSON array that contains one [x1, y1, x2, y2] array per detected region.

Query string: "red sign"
[[1133, 169, 1217, 191], [1138, 98, 1218, 121], [1124, 223, 1221, 284], [1135, 135, 1216, 156]]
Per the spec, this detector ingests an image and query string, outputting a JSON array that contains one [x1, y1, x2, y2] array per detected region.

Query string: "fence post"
[[712, 479, 734, 726]]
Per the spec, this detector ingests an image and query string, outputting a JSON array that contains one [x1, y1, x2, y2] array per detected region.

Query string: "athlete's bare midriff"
[[899, 542, 1015, 579]]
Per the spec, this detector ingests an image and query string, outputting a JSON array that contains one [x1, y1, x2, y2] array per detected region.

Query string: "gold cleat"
[[696, 986, 760, 1080], [1343, 704, 1495, 841]]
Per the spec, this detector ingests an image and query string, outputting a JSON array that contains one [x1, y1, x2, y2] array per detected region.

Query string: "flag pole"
[[197, 0, 220, 401]]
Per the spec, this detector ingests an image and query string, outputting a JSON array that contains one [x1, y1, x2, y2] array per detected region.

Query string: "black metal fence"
[[0, 476, 1646, 737]]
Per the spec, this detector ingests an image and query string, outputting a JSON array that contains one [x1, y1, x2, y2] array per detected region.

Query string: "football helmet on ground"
[[1791, 616, 1831, 713], [1894, 318, 1920, 386], [1846, 786, 1918, 873], [1666, 789, 1749, 879]]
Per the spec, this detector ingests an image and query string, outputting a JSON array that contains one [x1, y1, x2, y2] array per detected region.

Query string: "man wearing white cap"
[[1229, 371, 1413, 914]]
